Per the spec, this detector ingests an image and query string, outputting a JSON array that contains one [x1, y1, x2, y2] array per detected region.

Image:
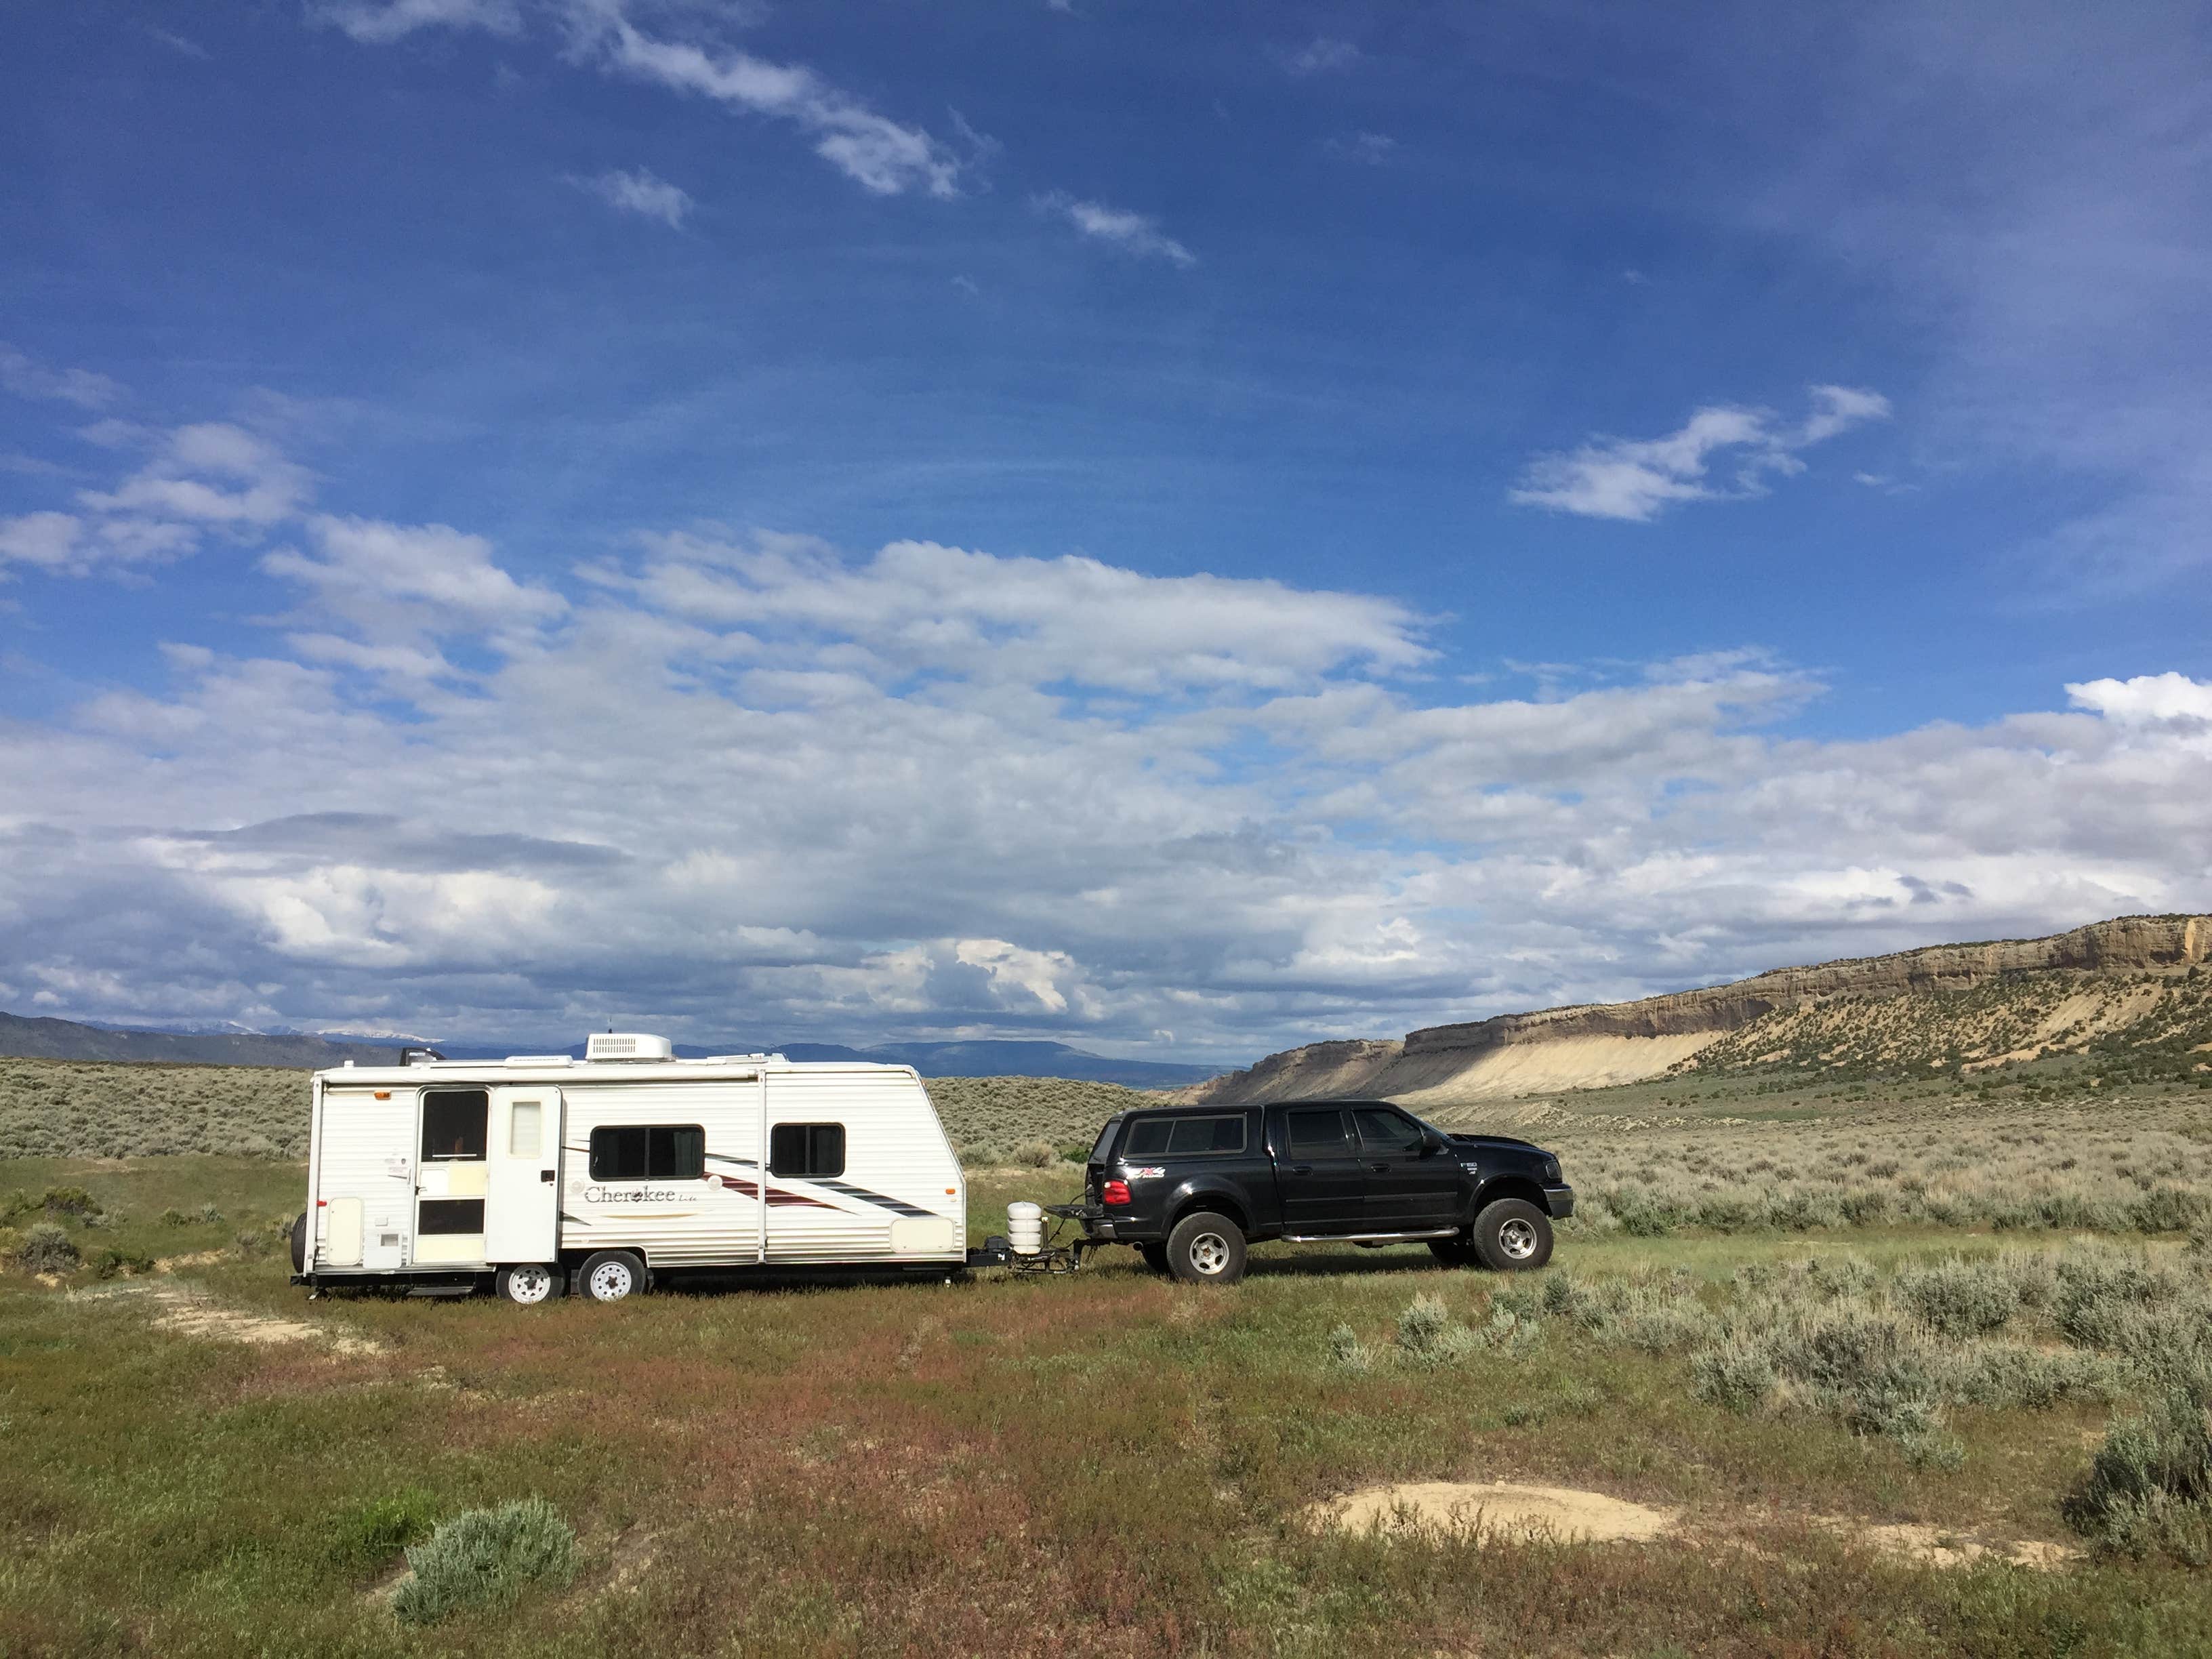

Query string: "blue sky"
[[2, 0, 2209, 1057]]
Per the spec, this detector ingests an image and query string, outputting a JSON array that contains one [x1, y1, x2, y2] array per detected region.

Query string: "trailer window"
[[769, 1123, 845, 1178], [1286, 1107, 1349, 1151], [1123, 1115, 1245, 1157], [422, 1090, 488, 1161], [588, 1125, 705, 1181], [417, 1198, 483, 1235]]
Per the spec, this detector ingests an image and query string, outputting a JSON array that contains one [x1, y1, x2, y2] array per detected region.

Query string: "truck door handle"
[[1291, 1164, 1313, 1175], [539, 1170, 556, 1183]]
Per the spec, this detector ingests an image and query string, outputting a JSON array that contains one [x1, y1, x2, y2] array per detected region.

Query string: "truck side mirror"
[[1422, 1130, 1450, 1157]]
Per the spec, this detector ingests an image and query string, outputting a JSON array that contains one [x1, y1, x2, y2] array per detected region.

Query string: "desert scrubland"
[[5, 1024, 2212, 1654]]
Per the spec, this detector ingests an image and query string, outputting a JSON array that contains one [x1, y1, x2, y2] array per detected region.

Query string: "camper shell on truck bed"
[[292, 1033, 967, 1303]]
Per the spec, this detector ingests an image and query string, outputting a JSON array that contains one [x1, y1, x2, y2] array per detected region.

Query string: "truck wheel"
[[1428, 1235, 1480, 1269], [497, 1263, 563, 1305], [1139, 1243, 1171, 1275], [289, 1212, 308, 1274], [1166, 1212, 1246, 1286], [1473, 1199, 1553, 1271], [579, 1251, 644, 1303]]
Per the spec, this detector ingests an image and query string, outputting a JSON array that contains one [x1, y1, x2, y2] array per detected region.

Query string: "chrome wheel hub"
[[1189, 1233, 1230, 1275], [1498, 1218, 1539, 1261]]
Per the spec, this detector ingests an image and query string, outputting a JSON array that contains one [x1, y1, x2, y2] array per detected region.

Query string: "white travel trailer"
[[293, 1033, 968, 1303]]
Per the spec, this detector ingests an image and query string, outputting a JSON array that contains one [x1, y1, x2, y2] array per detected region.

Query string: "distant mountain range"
[[0, 1012, 1227, 1089]]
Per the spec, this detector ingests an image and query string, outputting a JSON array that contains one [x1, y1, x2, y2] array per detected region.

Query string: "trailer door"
[[485, 1086, 562, 1263]]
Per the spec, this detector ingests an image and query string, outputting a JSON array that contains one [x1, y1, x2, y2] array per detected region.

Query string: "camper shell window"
[[589, 1126, 705, 1181], [770, 1123, 845, 1179], [1122, 1113, 1246, 1158], [422, 1090, 488, 1161]]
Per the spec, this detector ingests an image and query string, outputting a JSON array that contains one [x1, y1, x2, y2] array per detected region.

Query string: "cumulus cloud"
[[567, 165, 694, 226], [3, 450, 2208, 1054], [1510, 385, 1891, 521], [1033, 192, 1195, 266]]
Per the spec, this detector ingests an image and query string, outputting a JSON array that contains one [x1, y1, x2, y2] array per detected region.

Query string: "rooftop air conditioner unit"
[[586, 1031, 674, 1063]]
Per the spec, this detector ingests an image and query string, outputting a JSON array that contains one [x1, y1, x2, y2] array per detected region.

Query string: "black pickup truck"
[[1053, 1099, 1574, 1284]]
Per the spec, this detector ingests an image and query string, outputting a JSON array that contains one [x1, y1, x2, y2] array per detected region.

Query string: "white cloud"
[[310, 0, 524, 44], [567, 165, 694, 226], [1033, 192, 1195, 267], [0, 343, 121, 411], [1510, 385, 1891, 521], [1279, 37, 1360, 76], [81, 424, 313, 527], [263, 516, 568, 642], [2067, 672, 2212, 726], [1324, 131, 1397, 165], [149, 26, 211, 57], [558, 0, 964, 197]]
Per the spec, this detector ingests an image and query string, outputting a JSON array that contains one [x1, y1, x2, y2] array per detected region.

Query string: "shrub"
[[390, 1498, 575, 1626], [1691, 1336, 1779, 1413], [1393, 1293, 1479, 1364], [158, 1208, 190, 1227], [1326, 1323, 1371, 1374], [1894, 1256, 2022, 1338], [1012, 1139, 1059, 1169], [39, 1185, 102, 1221], [92, 1246, 155, 1279], [329, 1488, 440, 1577], [197, 1201, 224, 1225], [15, 1222, 80, 1275], [2064, 1389, 2212, 1565]]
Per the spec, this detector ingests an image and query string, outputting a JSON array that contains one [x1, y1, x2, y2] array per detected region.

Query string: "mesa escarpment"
[[1185, 914, 2212, 1109]]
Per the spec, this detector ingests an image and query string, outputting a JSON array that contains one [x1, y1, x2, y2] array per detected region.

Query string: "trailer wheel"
[[579, 1251, 644, 1303], [1472, 1199, 1553, 1271], [1165, 1212, 1246, 1286], [289, 1212, 308, 1274], [496, 1263, 563, 1306], [1139, 1242, 1171, 1275]]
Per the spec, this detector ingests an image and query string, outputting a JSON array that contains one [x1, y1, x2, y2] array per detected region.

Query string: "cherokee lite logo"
[[581, 1185, 691, 1204]]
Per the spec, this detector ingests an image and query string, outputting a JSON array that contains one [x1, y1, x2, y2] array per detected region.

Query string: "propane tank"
[[1006, 1201, 1044, 1256]]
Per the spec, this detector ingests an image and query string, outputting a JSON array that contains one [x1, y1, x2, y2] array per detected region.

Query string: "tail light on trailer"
[[1101, 1181, 1132, 1206]]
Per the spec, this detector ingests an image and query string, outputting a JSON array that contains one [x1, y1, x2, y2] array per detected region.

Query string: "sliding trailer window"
[[588, 1125, 705, 1181]]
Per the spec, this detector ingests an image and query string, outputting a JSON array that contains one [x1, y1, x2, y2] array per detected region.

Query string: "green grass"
[[5, 1142, 2212, 1655]]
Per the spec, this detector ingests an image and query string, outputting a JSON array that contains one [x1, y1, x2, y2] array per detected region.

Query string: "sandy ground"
[[68, 1279, 385, 1354], [1309, 1481, 2077, 1570]]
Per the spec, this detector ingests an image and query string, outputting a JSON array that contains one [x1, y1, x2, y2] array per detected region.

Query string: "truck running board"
[[1281, 1229, 1461, 1244]]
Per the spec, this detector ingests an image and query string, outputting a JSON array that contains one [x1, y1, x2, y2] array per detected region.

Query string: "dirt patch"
[[1845, 1521, 2078, 1571], [1310, 1481, 1681, 1543], [155, 1250, 227, 1273], [72, 1281, 385, 1355]]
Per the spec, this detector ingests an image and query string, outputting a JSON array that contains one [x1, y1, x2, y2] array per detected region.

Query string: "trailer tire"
[[497, 1263, 564, 1306], [1165, 1212, 1246, 1286], [289, 1212, 308, 1274], [1472, 1198, 1553, 1271], [579, 1251, 644, 1303]]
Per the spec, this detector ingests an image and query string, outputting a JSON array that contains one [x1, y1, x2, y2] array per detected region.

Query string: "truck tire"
[[1428, 1235, 1480, 1269], [1139, 1242, 1172, 1275], [289, 1212, 308, 1274], [1165, 1212, 1246, 1286], [579, 1251, 644, 1303], [497, 1263, 563, 1305], [1472, 1198, 1553, 1271]]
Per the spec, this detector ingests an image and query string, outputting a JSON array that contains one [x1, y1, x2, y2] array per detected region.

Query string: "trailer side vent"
[[586, 1032, 674, 1063]]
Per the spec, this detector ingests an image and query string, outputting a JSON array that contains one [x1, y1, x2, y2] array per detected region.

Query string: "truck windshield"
[[1088, 1116, 1123, 1164]]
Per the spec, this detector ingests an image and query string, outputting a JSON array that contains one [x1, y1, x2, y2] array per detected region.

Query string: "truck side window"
[[421, 1090, 489, 1161], [1354, 1108, 1423, 1155], [769, 1123, 846, 1178], [589, 1125, 705, 1181], [1286, 1108, 1348, 1150]]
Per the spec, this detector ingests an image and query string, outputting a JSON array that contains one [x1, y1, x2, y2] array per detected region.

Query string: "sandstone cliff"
[[1183, 914, 2212, 1109]]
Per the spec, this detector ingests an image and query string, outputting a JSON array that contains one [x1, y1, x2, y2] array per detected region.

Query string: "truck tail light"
[[1101, 1180, 1132, 1206]]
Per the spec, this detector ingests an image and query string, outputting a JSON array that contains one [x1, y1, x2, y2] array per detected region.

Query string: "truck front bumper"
[[1544, 1183, 1576, 1219]]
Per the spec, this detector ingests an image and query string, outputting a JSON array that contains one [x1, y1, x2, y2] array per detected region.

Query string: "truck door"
[[1273, 1105, 1367, 1233], [1354, 1106, 1460, 1228], [485, 1086, 562, 1263]]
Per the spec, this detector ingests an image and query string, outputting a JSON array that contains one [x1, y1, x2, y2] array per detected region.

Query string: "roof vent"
[[586, 1031, 674, 1063]]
